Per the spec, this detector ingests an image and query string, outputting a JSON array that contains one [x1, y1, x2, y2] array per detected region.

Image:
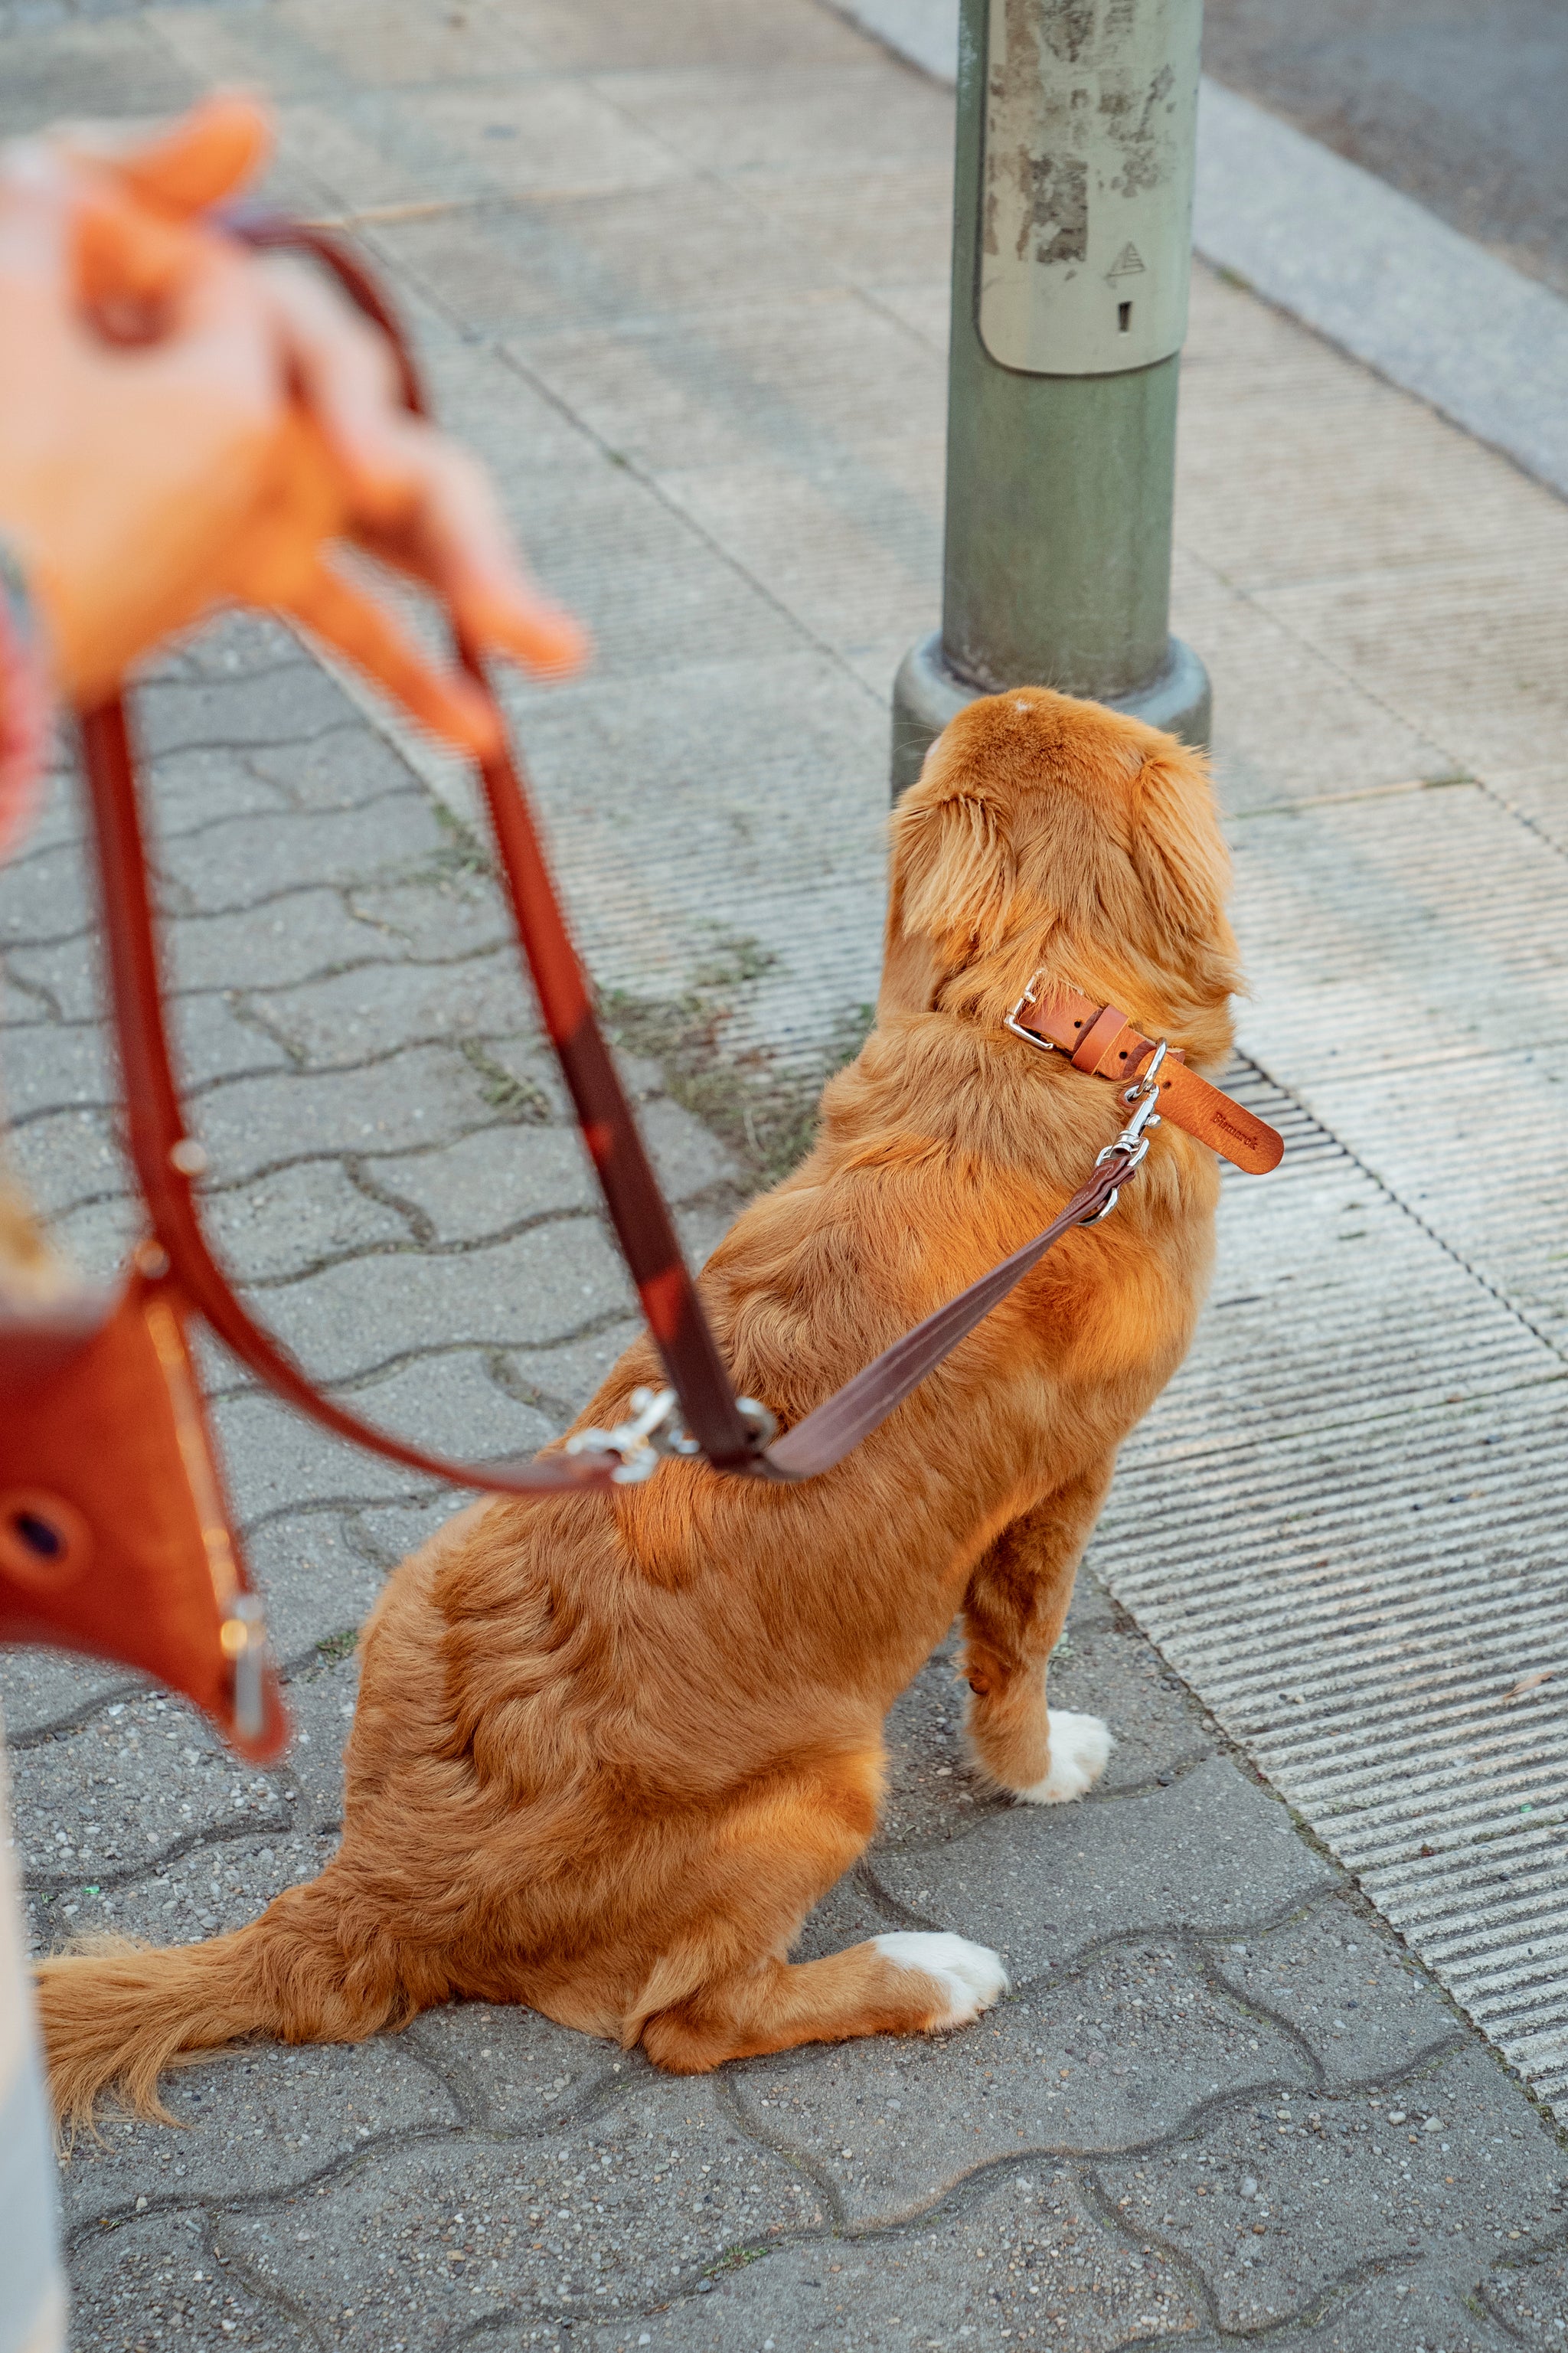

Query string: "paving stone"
[[243, 1508, 403, 1665], [1249, 2269, 1525, 2352], [654, 451, 941, 668], [347, 1493, 476, 1580], [874, 1629, 1012, 1851], [148, 0, 546, 102], [792, 1861, 898, 1967], [66, 2205, 294, 2353], [172, 990, 302, 1090], [1482, 2229, 1568, 2348], [873, 1585, 1217, 1855], [599, 59, 952, 183], [368, 1123, 608, 1242], [463, 469, 810, 685], [132, 664, 354, 760], [253, 1650, 366, 1835], [1096, 2042, 1567, 2338], [152, 792, 450, 910], [47, 1653, 370, 1959], [493, 1317, 645, 1426], [515, 296, 940, 484], [315, 1345, 561, 1466], [187, 1044, 499, 1175], [745, 157, 956, 289], [0, 834, 93, 948], [242, 716, 426, 812], [0, 16, 197, 136], [15, 1687, 290, 1916], [485, 0, 872, 72], [578, 2165, 1206, 2351], [0, 1011, 112, 1122], [119, 739, 294, 836], [211, 1387, 430, 1537], [337, 870, 516, 962], [41, 1192, 142, 1288], [742, 1935, 1314, 2225], [5, 2, 1568, 2338], [379, 176, 843, 344], [366, 1103, 735, 1255], [0, 1650, 133, 1747], [273, 76, 684, 218], [60, 2029, 459, 2227], [405, 1998, 626, 2136], [253, 947, 541, 1067], [198, 1158, 415, 1285], [157, 611, 311, 684], [158, 884, 378, 997], [1209, 1894, 1465, 2087], [876, 1758, 1340, 1982], [253, 1214, 629, 1385], [207, 2074, 819, 2351]]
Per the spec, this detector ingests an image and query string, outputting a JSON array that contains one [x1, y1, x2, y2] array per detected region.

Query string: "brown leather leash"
[[76, 216, 1281, 1498]]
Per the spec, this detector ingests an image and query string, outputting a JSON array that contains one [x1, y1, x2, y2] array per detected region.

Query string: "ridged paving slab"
[[1095, 1051, 1568, 2114]]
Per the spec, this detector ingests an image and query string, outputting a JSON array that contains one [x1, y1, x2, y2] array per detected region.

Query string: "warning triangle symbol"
[[1107, 242, 1146, 278]]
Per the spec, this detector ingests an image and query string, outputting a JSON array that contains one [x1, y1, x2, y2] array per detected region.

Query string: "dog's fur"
[[38, 688, 1240, 2131]]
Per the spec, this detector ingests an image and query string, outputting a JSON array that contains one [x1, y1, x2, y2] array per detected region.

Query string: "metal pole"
[[892, 0, 1209, 796]]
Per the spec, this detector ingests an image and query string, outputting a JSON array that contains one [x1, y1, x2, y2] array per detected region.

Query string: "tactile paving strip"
[[1092, 1054, 1568, 2114]]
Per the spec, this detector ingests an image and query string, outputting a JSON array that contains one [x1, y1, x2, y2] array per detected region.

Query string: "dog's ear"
[[1128, 743, 1230, 944], [884, 783, 1017, 1001]]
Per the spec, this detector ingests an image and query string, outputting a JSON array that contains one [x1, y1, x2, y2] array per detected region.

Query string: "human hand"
[[0, 100, 586, 747], [0, 141, 285, 707]]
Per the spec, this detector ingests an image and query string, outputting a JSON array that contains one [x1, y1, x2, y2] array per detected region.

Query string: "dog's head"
[[880, 688, 1240, 1068]]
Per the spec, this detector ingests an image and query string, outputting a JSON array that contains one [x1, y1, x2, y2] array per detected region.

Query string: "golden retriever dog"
[[38, 686, 1239, 2130]]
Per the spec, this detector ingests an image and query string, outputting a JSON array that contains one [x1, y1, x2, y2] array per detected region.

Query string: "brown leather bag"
[[0, 1254, 283, 1760]]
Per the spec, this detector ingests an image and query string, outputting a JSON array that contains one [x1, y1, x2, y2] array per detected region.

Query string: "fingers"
[[348, 429, 589, 678], [277, 554, 501, 757], [253, 254, 410, 512], [73, 188, 211, 335], [56, 95, 272, 218], [258, 255, 587, 678], [401, 437, 590, 678]]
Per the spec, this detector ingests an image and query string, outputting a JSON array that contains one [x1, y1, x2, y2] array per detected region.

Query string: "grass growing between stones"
[[603, 936, 874, 1194]]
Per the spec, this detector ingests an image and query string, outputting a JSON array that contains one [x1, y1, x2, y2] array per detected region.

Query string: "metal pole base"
[[890, 631, 1213, 800]]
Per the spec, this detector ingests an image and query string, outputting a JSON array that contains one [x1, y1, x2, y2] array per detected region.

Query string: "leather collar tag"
[[1011, 986, 1284, 1175]]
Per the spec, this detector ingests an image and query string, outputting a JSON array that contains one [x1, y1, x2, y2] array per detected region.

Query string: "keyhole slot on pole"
[[1117, 301, 1132, 332]]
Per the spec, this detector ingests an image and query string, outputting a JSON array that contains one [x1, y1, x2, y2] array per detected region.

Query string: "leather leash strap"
[[73, 215, 1256, 1498], [1009, 985, 1284, 1175]]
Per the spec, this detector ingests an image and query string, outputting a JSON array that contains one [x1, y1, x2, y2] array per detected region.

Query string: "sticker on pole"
[[979, 0, 1201, 377]]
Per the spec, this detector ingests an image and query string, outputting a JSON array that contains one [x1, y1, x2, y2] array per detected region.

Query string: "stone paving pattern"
[[2, 2, 1567, 2350]]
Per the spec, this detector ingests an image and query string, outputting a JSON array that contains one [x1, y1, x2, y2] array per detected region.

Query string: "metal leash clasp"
[[1082, 1039, 1168, 1225], [565, 1385, 776, 1484]]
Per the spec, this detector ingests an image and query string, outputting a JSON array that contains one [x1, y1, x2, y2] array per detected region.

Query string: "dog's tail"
[[34, 1873, 412, 2136]]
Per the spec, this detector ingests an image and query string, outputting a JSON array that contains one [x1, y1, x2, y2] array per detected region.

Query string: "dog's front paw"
[[1012, 1709, 1112, 1805], [874, 1932, 1009, 2029]]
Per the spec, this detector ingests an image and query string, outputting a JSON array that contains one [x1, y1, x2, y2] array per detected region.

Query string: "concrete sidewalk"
[[2, 2, 1566, 2348]]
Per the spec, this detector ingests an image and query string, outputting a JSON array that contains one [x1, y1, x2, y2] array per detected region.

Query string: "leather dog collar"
[[1004, 980, 1284, 1175]]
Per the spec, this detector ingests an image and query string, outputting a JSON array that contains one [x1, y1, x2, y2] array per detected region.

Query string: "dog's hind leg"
[[959, 1458, 1116, 1804], [639, 1935, 1008, 2072]]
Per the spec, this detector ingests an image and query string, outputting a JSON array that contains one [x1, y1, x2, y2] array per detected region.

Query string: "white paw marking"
[[1014, 1709, 1113, 1805], [874, 1931, 1010, 2029]]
